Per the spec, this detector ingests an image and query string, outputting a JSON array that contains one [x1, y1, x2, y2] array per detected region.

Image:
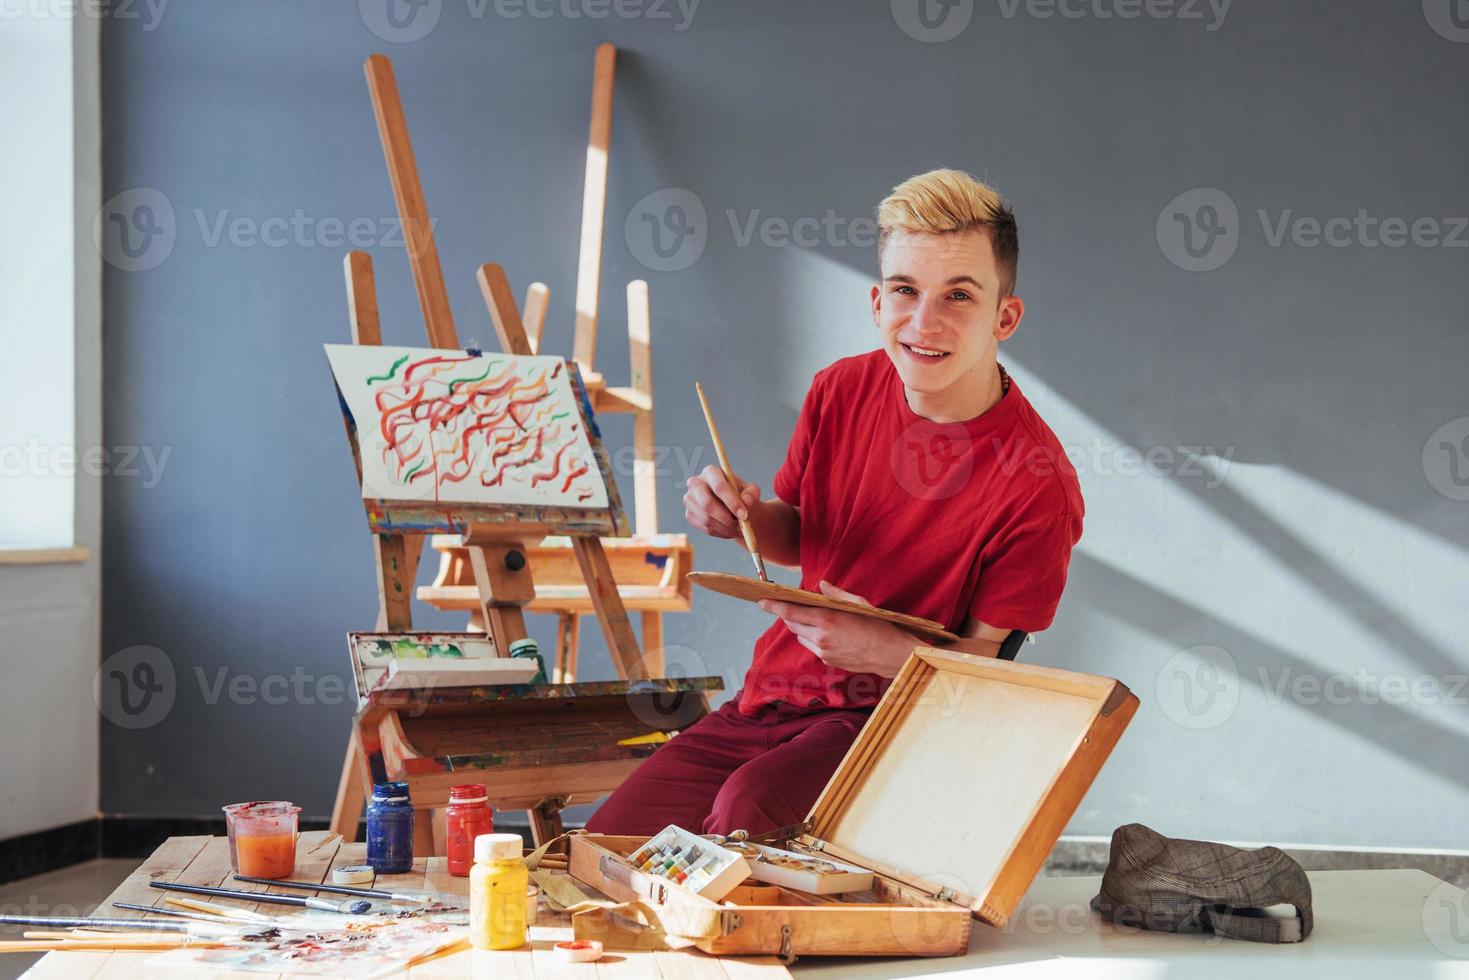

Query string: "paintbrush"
[[150, 880, 375, 914], [233, 873, 432, 904], [695, 382, 769, 582], [113, 902, 318, 937], [0, 933, 229, 952], [0, 913, 245, 940]]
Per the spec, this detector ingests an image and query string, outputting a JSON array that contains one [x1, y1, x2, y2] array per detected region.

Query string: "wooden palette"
[[687, 571, 960, 643]]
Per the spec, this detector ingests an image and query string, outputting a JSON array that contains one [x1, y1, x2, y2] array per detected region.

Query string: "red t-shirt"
[[737, 350, 1084, 715]]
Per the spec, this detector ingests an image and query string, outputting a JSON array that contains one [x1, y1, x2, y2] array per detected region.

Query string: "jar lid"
[[371, 781, 411, 802], [449, 783, 489, 804], [475, 833, 523, 862], [508, 638, 539, 656]]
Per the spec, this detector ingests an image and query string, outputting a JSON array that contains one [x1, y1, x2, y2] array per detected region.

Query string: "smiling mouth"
[[901, 342, 950, 360]]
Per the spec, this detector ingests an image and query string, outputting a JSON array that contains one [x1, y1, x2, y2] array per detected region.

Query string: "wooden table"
[[23, 832, 792, 979]]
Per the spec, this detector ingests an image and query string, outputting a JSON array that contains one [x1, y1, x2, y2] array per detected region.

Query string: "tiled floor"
[[0, 859, 137, 979]]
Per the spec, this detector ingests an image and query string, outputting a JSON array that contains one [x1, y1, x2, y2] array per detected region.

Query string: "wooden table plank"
[[653, 950, 729, 980]]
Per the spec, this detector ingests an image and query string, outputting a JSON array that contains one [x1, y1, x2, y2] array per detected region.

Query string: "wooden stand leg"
[[553, 613, 581, 684], [330, 736, 370, 843], [571, 537, 643, 680], [640, 611, 664, 678], [528, 798, 567, 847], [374, 534, 414, 631], [412, 807, 437, 858]]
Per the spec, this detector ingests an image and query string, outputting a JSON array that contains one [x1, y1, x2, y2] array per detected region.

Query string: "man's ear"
[[994, 294, 1025, 341], [870, 284, 882, 327]]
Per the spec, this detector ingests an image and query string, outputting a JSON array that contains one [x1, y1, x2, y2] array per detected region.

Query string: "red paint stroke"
[[363, 354, 596, 502]]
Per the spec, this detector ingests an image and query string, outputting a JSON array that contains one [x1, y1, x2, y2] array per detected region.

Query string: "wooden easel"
[[416, 44, 693, 682], [329, 51, 717, 849]]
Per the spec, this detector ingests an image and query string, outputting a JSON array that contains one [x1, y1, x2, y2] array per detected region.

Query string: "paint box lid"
[[791, 648, 1137, 926]]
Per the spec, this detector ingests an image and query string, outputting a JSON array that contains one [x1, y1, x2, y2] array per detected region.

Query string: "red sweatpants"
[[585, 695, 872, 837]]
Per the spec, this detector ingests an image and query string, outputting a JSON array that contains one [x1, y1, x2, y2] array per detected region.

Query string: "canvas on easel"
[[326, 344, 627, 538]]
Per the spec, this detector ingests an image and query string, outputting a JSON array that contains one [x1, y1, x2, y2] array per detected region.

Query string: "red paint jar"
[[445, 783, 493, 877]]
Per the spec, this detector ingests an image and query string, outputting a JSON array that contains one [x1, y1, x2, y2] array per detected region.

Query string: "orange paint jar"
[[236, 832, 297, 878], [230, 803, 301, 879]]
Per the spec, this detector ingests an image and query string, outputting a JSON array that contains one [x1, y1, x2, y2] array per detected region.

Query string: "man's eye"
[[950, 290, 971, 302], [894, 285, 917, 295]]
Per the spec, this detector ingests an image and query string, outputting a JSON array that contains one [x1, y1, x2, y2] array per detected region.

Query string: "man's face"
[[871, 228, 1022, 401]]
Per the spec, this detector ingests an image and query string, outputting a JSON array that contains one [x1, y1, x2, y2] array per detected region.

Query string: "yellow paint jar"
[[470, 833, 528, 950]]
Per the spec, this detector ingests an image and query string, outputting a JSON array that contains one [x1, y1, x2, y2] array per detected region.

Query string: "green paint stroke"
[[550, 411, 570, 421], [365, 354, 410, 385], [402, 459, 426, 481], [446, 359, 501, 393]]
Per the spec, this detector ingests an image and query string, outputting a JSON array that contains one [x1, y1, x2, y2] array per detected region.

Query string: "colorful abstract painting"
[[325, 345, 609, 509]]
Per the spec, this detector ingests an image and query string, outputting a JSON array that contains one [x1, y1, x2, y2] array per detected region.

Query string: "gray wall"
[[100, 1, 1469, 849]]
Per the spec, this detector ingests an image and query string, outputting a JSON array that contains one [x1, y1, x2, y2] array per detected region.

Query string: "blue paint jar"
[[366, 781, 414, 874]]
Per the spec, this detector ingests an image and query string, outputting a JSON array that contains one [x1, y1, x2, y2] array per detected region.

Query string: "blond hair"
[[876, 169, 1019, 296]]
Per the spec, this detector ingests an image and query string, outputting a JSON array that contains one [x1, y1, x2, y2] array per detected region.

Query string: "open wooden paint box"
[[570, 647, 1139, 958]]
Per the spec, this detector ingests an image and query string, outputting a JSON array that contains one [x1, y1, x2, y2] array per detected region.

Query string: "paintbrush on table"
[[695, 381, 769, 582], [150, 880, 375, 914], [233, 873, 432, 905]]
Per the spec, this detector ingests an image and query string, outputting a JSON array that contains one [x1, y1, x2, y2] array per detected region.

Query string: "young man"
[[586, 169, 1083, 836]]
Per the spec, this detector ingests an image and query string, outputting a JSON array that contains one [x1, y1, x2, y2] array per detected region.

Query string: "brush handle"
[[694, 382, 767, 577], [233, 874, 389, 900], [0, 914, 188, 933], [150, 880, 307, 908]]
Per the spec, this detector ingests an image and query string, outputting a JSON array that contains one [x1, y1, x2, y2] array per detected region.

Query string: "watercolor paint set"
[[625, 825, 751, 902]]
